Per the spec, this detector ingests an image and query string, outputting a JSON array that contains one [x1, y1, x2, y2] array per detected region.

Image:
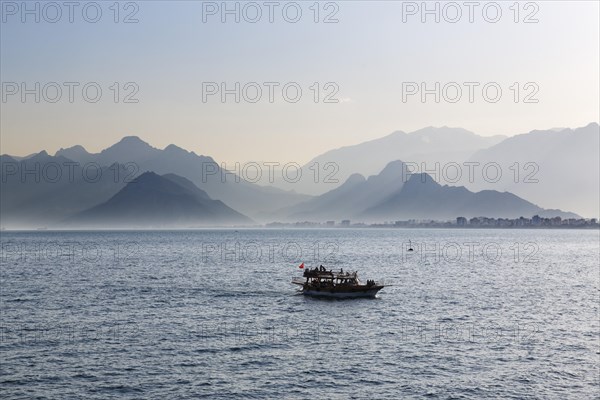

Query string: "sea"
[[1, 229, 598, 399]]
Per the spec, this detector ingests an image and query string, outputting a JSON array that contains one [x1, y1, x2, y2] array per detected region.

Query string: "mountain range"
[[270, 126, 507, 196], [270, 123, 599, 217], [1, 152, 129, 228], [273, 161, 578, 222], [1, 123, 596, 228], [54, 136, 310, 218], [465, 123, 599, 218]]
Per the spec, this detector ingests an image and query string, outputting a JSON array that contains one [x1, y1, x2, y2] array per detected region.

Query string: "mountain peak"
[[335, 173, 366, 190], [104, 136, 151, 151], [104, 136, 153, 152], [346, 173, 366, 184], [132, 171, 161, 183], [377, 160, 407, 178], [55, 145, 90, 161], [98, 136, 156, 163], [164, 144, 188, 153], [69, 170, 252, 227], [401, 173, 441, 193], [582, 122, 599, 132], [24, 150, 56, 163], [411, 126, 474, 137], [57, 144, 86, 152], [118, 136, 148, 145], [405, 172, 438, 185]]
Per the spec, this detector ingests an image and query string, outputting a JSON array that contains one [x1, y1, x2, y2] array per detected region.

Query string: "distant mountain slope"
[[276, 161, 578, 222], [275, 160, 411, 220], [361, 173, 577, 220], [56, 136, 309, 219], [66, 172, 252, 228], [271, 126, 506, 195], [465, 123, 599, 217], [0, 152, 130, 228], [161, 173, 211, 200], [54, 145, 93, 164]]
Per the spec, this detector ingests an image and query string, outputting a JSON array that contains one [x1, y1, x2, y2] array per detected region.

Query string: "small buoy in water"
[[408, 240, 414, 252]]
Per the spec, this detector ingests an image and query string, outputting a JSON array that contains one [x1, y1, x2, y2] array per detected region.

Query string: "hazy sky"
[[1, 1, 599, 164]]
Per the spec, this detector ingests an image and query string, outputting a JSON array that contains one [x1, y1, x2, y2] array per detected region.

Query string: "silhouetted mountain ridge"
[[53, 136, 308, 218], [270, 126, 507, 195], [66, 172, 252, 228], [466, 123, 599, 217], [276, 161, 578, 222]]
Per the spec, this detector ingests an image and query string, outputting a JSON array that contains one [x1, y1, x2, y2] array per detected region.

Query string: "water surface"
[[1, 229, 598, 399]]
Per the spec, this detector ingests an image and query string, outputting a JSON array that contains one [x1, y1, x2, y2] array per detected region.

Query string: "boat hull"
[[302, 286, 383, 299]]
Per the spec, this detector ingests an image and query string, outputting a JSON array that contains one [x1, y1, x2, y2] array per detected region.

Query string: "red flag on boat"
[[298, 262, 304, 269]]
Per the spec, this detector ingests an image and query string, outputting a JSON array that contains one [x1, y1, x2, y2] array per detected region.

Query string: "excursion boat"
[[292, 265, 384, 298]]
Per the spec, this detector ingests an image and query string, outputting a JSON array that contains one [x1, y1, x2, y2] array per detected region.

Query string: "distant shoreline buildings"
[[266, 215, 599, 229]]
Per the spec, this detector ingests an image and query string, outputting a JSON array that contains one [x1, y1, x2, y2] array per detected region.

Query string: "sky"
[[1, 0, 599, 164]]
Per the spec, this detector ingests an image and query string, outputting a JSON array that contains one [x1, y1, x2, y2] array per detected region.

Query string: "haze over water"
[[1, 229, 598, 399]]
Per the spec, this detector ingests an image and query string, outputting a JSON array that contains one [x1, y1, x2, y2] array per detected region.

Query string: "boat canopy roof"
[[303, 269, 358, 279]]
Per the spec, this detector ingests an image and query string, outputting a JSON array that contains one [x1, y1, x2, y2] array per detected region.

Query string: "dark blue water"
[[1, 229, 598, 399]]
